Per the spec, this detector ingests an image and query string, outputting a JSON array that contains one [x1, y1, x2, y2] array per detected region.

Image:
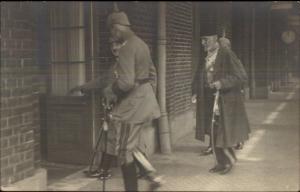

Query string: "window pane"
[[68, 29, 85, 62], [51, 30, 68, 62], [49, 2, 86, 96], [50, 2, 68, 28], [69, 2, 84, 27], [69, 63, 86, 91], [51, 64, 68, 96]]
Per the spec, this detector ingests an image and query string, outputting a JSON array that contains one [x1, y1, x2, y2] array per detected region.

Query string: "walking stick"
[[85, 127, 104, 175], [211, 89, 220, 166], [83, 98, 111, 189], [101, 98, 113, 192]]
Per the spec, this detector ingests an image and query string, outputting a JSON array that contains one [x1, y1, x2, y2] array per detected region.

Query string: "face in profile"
[[110, 24, 122, 42], [110, 41, 122, 57], [201, 35, 218, 52]]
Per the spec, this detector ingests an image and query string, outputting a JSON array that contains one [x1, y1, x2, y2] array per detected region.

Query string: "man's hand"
[[68, 85, 87, 96], [191, 94, 197, 104], [103, 85, 118, 106], [209, 81, 222, 90]]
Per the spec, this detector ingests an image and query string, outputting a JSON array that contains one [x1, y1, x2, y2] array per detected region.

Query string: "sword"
[[211, 89, 220, 166]]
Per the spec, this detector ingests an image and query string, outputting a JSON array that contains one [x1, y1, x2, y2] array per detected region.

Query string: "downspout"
[[157, 2, 172, 154], [90, 2, 96, 146], [250, 5, 256, 99]]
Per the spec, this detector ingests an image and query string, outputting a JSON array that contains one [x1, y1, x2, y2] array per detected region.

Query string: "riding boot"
[[135, 157, 148, 179], [121, 162, 138, 191], [228, 147, 237, 163], [98, 153, 113, 180]]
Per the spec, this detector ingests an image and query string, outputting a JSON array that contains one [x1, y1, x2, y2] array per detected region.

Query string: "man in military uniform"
[[192, 25, 250, 175], [103, 11, 164, 191]]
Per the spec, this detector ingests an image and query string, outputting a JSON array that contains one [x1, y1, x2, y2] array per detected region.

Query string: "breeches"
[[100, 120, 149, 165]]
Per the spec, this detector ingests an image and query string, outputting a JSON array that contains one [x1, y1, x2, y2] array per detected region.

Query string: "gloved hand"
[[68, 85, 88, 96], [103, 84, 118, 106], [191, 94, 197, 104]]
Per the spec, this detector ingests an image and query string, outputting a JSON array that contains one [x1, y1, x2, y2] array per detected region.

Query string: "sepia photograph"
[[1, 1, 299, 191]]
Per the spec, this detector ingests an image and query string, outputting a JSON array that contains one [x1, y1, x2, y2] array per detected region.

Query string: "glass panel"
[[49, 2, 86, 96], [51, 64, 68, 96], [68, 29, 85, 62], [69, 2, 84, 27], [50, 2, 68, 28], [69, 63, 86, 94], [51, 30, 68, 62]]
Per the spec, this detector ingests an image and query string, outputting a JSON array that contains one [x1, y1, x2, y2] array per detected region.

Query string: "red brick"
[[22, 40, 35, 49], [1, 128, 13, 137], [1, 118, 8, 129], [8, 116, 23, 127], [9, 135, 20, 147], [9, 154, 21, 164], [1, 167, 14, 177], [15, 142, 33, 153], [24, 131, 34, 142], [1, 147, 13, 157], [25, 151, 33, 160], [16, 160, 33, 172], [1, 108, 12, 118], [1, 138, 9, 148], [1, 158, 9, 168], [24, 167, 34, 178]]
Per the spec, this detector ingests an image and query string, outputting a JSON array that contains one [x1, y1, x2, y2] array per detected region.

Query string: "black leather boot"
[[121, 162, 138, 191], [235, 142, 244, 150], [91, 153, 113, 180], [200, 137, 213, 156]]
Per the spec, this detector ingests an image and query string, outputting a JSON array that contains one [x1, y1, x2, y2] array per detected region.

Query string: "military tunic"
[[102, 31, 161, 165]]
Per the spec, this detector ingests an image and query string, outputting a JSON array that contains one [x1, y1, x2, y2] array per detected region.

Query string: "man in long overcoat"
[[192, 25, 250, 174]]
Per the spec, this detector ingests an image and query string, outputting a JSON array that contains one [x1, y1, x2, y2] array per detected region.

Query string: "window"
[[49, 2, 86, 96]]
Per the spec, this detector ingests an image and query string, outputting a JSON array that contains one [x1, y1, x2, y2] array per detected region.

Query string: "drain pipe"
[[90, 2, 97, 147], [157, 2, 172, 154]]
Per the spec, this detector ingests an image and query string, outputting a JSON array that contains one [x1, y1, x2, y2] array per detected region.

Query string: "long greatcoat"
[[192, 47, 250, 148], [102, 31, 161, 164], [109, 31, 161, 124]]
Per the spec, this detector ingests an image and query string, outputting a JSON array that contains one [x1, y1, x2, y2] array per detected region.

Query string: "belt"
[[136, 78, 151, 85]]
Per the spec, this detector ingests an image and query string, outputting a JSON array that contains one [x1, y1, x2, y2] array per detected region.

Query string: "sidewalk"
[[48, 80, 299, 191]]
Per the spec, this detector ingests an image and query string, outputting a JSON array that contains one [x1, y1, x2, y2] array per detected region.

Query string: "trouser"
[[100, 149, 151, 176], [121, 150, 157, 191], [98, 152, 114, 172], [121, 161, 138, 191], [211, 116, 236, 166], [108, 122, 156, 192]]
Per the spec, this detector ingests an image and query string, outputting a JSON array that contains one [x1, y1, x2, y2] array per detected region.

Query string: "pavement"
[[47, 79, 299, 191]]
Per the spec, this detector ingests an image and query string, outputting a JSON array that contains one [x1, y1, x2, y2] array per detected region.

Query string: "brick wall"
[[1, 2, 40, 186], [166, 2, 193, 117]]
